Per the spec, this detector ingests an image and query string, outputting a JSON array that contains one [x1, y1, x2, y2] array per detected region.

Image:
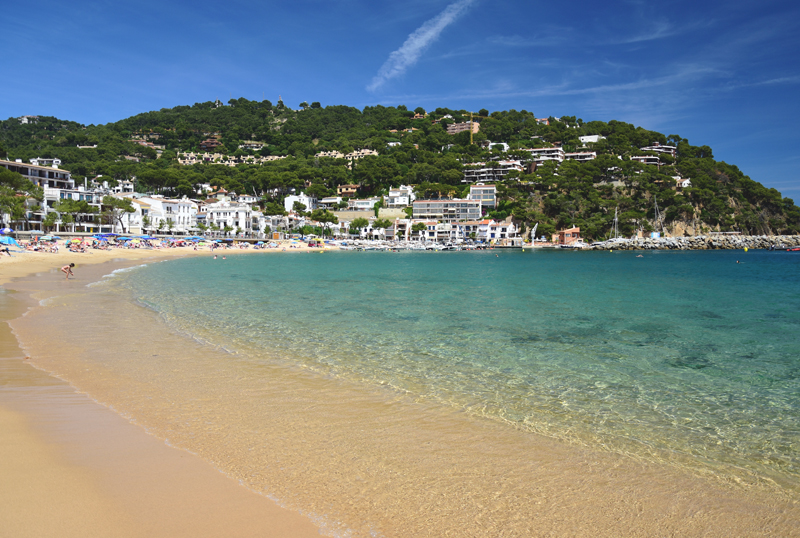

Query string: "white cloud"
[[367, 0, 477, 92]]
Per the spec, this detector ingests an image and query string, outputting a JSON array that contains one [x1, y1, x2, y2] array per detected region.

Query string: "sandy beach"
[[3, 243, 800, 537], [0, 244, 324, 538]]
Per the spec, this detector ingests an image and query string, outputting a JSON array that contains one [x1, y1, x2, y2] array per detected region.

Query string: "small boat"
[[787, 247, 800, 252]]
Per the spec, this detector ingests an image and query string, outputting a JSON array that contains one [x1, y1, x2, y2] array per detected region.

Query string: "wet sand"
[[0, 246, 323, 538], [3, 246, 800, 537]]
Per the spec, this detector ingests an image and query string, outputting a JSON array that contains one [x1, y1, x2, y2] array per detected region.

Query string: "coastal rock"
[[587, 235, 800, 251]]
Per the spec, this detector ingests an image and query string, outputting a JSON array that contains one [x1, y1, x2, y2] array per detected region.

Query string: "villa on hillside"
[[337, 184, 359, 197], [554, 227, 581, 245]]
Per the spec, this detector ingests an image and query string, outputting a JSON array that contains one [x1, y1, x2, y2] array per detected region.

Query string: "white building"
[[347, 197, 381, 211], [525, 147, 565, 163], [318, 196, 343, 209], [236, 194, 258, 205], [579, 135, 606, 145], [284, 192, 317, 213], [476, 219, 520, 243], [1, 158, 73, 190], [385, 185, 415, 208], [30, 157, 62, 167], [640, 143, 676, 157], [205, 200, 254, 236], [138, 196, 198, 234], [674, 176, 692, 188], [631, 155, 661, 166], [462, 160, 524, 183], [467, 183, 496, 208], [0, 158, 80, 231], [412, 198, 482, 222], [564, 152, 597, 163]]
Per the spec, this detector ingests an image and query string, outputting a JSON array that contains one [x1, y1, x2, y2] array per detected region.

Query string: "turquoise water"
[[120, 249, 800, 491]]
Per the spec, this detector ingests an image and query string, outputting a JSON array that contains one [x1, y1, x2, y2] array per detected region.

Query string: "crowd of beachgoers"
[[1, 234, 500, 257], [2, 233, 298, 256]]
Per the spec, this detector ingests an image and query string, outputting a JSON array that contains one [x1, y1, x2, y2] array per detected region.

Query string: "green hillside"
[[2, 98, 798, 239]]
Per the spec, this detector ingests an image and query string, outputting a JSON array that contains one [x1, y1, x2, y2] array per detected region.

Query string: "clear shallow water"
[[121, 249, 800, 491]]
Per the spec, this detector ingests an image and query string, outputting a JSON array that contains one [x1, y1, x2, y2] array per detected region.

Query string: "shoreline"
[[4, 247, 800, 536], [0, 246, 326, 537]]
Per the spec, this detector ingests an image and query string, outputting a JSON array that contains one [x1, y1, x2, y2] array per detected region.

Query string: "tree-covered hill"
[[2, 98, 798, 239]]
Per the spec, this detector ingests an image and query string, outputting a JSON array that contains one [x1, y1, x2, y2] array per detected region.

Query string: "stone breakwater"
[[587, 235, 800, 251]]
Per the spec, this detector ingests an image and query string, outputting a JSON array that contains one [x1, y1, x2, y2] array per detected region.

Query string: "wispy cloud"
[[486, 30, 569, 48], [367, 0, 477, 92], [618, 21, 677, 43], [721, 75, 800, 91]]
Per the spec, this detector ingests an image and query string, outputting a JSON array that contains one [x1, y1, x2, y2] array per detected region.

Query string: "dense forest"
[[2, 97, 798, 239]]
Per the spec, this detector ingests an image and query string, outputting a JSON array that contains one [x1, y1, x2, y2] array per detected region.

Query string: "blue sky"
[[3, 0, 799, 200]]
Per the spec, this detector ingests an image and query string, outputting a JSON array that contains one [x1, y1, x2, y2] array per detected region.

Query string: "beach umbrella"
[[0, 236, 21, 247], [40, 235, 54, 241], [52, 235, 61, 240], [0, 227, 13, 234], [28, 230, 44, 235]]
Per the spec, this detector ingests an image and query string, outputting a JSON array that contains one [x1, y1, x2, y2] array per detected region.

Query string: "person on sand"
[[61, 263, 75, 280]]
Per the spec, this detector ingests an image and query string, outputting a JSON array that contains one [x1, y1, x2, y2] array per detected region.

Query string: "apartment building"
[[385, 185, 415, 207], [640, 143, 676, 157], [462, 160, 524, 183], [412, 199, 481, 222], [525, 147, 565, 163], [564, 152, 597, 163], [631, 155, 661, 166], [1, 158, 74, 190], [205, 200, 253, 235], [467, 183, 496, 208], [446, 122, 480, 135]]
